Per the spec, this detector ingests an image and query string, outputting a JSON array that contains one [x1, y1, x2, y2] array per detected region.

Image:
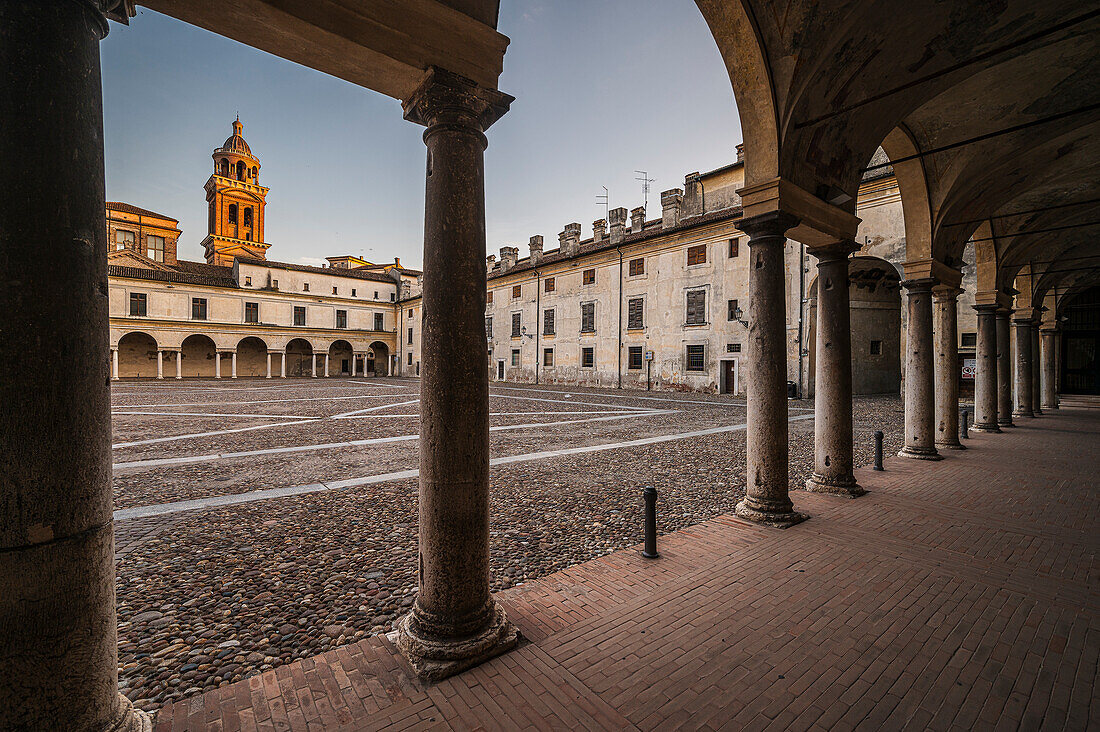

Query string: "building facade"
[[106, 119, 405, 379]]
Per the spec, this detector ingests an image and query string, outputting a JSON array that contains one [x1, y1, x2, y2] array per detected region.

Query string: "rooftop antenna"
[[596, 186, 609, 221], [635, 170, 655, 212]]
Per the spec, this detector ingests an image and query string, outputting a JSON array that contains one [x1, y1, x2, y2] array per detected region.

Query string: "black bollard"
[[960, 408, 970, 440], [641, 486, 659, 558], [873, 430, 885, 471]]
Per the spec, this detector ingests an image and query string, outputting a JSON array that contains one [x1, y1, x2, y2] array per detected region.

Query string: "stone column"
[[112, 348, 119, 381], [933, 287, 964, 450], [396, 67, 517, 681], [899, 279, 942, 459], [214, 352, 222, 379], [1031, 325, 1042, 415], [0, 1, 150, 729], [1041, 328, 1058, 410], [156, 350, 164, 379], [280, 351, 287, 378], [1012, 317, 1033, 419], [324, 353, 330, 377], [971, 305, 1000, 432], [996, 309, 1014, 427], [266, 352, 272, 379], [352, 354, 359, 377], [175, 350, 182, 380], [805, 242, 863, 497], [734, 211, 807, 525], [311, 353, 317, 378], [231, 351, 237, 379]]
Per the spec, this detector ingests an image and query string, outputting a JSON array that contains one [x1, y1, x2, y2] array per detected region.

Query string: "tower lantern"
[[201, 116, 270, 266]]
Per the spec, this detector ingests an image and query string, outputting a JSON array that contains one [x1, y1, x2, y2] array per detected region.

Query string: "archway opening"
[[285, 338, 313, 377], [117, 332, 159, 378], [237, 336, 268, 377], [1061, 286, 1100, 395], [329, 339, 354, 375], [368, 341, 390, 376], [180, 334, 217, 377]]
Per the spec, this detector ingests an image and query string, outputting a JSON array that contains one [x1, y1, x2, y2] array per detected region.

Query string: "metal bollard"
[[873, 430, 885, 471], [641, 486, 659, 559], [960, 408, 970, 440]]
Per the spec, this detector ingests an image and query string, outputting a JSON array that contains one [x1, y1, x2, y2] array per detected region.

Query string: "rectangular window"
[[580, 302, 595, 333], [408, 352, 413, 365], [191, 297, 207, 321], [487, 291, 494, 304], [272, 279, 279, 289], [336, 309, 348, 329], [543, 348, 554, 367], [583, 268, 595, 285], [512, 285, 522, 298], [244, 276, 252, 286], [686, 290, 706, 325], [629, 258, 644, 276], [961, 332, 977, 348], [728, 298, 739, 321], [687, 244, 707, 266], [728, 238, 740, 258], [390, 293, 395, 301], [511, 349, 520, 367], [727, 343, 742, 353], [628, 346, 643, 370], [581, 347, 595, 368], [486, 316, 493, 340], [545, 277, 555, 292], [408, 309, 413, 318], [374, 313, 385, 331], [129, 292, 147, 317], [511, 312, 521, 338], [870, 340, 882, 355], [408, 327, 414, 345], [543, 308, 555, 336], [245, 302, 259, 324], [303, 283, 309, 292], [333, 287, 338, 295], [147, 234, 165, 262], [374, 291, 379, 299], [352, 288, 357, 297], [627, 297, 644, 330], [115, 229, 135, 248], [686, 344, 705, 371], [293, 306, 306, 326]]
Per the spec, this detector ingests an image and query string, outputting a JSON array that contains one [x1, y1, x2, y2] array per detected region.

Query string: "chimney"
[[682, 172, 703, 218], [630, 206, 646, 234], [609, 207, 628, 244], [736, 143, 744, 163], [486, 254, 497, 271], [593, 219, 606, 243], [394, 256, 402, 269], [661, 188, 683, 229], [558, 222, 581, 257], [499, 246, 518, 271], [529, 234, 543, 265]]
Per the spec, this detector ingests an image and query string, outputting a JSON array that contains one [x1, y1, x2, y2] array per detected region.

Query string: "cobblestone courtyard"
[[111, 378, 905, 712]]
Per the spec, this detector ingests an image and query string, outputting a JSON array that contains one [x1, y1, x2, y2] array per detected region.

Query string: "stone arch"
[[368, 341, 390, 376], [328, 339, 354, 375], [117, 331, 158, 378], [806, 256, 902, 396], [237, 336, 268, 377], [285, 338, 313, 377], [180, 334, 217, 377], [881, 126, 934, 264]]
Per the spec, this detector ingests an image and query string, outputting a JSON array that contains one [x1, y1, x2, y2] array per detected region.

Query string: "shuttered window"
[[686, 290, 706, 325], [543, 348, 554, 367], [486, 316, 493, 340], [545, 277, 555, 292], [686, 344, 705, 371], [511, 312, 521, 337], [583, 268, 595, 285], [580, 302, 595, 333], [543, 308, 555, 335], [629, 258, 644, 276], [628, 346, 643, 370], [512, 285, 521, 298], [687, 244, 707, 266], [628, 297, 644, 330], [487, 291, 493, 304], [728, 238, 740, 257], [511, 349, 520, 366]]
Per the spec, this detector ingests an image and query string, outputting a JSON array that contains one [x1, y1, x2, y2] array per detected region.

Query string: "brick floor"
[[154, 408, 1100, 731]]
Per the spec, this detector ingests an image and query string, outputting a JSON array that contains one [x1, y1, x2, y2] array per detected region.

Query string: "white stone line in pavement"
[[332, 410, 643, 420], [113, 413, 813, 520], [112, 419, 321, 449], [117, 392, 418, 410], [111, 411, 673, 470], [112, 411, 318, 420], [330, 399, 420, 419], [489, 392, 653, 412], [488, 384, 817, 411], [345, 381, 412, 388]]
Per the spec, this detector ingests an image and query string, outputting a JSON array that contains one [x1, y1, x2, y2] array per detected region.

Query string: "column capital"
[[901, 277, 937, 293], [932, 285, 964, 302], [402, 67, 513, 133], [807, 240, 859, 262], [973, 303, 1000, 314], [736, 211, 800, 240], [902, 259, 960, 288]]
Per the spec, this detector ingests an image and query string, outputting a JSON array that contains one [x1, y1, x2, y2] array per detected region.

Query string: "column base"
[[1033, 408, 1043, 416], [106, 695, 154, 732], [971, 423, 1002, 433], [735, 497, 808, 528], [1011, 410, 1033, 419], [935, 441, 967, 450], [804, 474, 865, 498], [397, 600, 517, 683], [897, 445, 943, 461]]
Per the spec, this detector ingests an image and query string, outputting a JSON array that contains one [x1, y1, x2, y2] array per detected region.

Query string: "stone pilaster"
[[735, 211, 807, 526], [933, 287, 964, 449], [899, 279, 942, 460], [805, 241, 864, 497], [397, 67, 517, 681], [971, 305, 1001, 432]]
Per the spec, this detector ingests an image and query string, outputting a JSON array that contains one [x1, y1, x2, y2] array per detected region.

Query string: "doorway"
[[497, 360, 505, 380], [720, 358, 739, 394]]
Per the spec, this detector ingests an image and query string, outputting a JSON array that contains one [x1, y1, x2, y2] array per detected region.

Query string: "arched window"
[[219, 159, 229, 176], [243, 207, 253, 227], [251, 166, 257, 179], [236, 161, 245, 181], [228, 203, 238, 225]]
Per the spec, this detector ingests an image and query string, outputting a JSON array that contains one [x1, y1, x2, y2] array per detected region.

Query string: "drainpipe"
[[534, 268, 540, 385], [616, 246, 624, 389]]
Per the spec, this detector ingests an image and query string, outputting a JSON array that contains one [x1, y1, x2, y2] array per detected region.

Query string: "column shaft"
[[805, 243, 863, 496], [215, 352, 221, 379], [996, 310, 1014, 427], [156, 350, 163, 379], [735, 212, 806, 525], [175, 350, 182, 379], [933, 288, 964, 449], [1012, 318, 1033, 418], [112, 348, 119, 381], [1031, 325, 1042, 415], [0, 2, 148, 728], [972, 306, 1000, 431], [280, 352, 286, 378], [266, 352, 271, 379], [1041, 330, 1058, 410], [899, 280, 942, 459], [324, 353, 330, 377], [311, 353, 317, 378], [231, 351, 237, 379], [396, 68, 516, 681], [353, 354, 359, 377]]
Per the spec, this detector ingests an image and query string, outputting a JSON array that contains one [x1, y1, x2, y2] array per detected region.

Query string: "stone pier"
[[972, 305, 1001, 432], [899, 279, 942, 460], [996, 309, 1014, 428], [933, 287, 964, 450]]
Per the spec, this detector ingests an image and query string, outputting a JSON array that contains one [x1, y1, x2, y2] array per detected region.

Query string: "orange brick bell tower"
[[201, 116, 270, 266]]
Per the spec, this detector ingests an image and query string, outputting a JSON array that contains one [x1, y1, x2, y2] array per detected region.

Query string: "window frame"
[[511, 348, 520, 367], [727, 298, 740, 322], [486, 316, 493, 340], [627, 296, 645, 330], [628, 257, 645, 276], [580, 301, 596, 333], [685, 289, 707, 326], [511, 312, 522, 338], [244, 301, 259, 324], [582, 268, 596, 285], [128, 292, 147, 317], [543, 308, 555, 336], [581, 346, 595, 369], [336, 309, 348, 329], [512, 284, 522, 299], [545, 277, 555, 292], [191, 297, 207, 321], [543, 348, 554, 368], [374, 312, 385, 331], [687, 243, 707, 266], [728, 238, 740, 258], [628, 345, 643, 370], [146, 234, 165, 262], [686, 344, 706, 371]]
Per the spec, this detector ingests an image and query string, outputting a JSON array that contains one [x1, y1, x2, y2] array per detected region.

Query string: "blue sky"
[[101, 1, 741, 269]]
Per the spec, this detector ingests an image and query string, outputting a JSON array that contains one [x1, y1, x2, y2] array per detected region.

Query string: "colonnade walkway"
[[155, 409, 1099, 731]]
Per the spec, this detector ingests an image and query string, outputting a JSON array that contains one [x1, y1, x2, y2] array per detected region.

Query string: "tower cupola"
[[201, 116, 270, 266]]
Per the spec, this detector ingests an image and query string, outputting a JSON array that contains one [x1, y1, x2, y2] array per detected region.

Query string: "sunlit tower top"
[[201, 116, 270, 266]]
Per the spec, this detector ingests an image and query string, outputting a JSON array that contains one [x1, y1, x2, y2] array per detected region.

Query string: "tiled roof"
[[108, 264, 237, 288], [235, 257, 399, 284], [106, 201, 178, 222]]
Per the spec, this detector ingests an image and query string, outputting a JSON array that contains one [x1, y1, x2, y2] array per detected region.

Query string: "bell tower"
[[201, 116, 270, 266]]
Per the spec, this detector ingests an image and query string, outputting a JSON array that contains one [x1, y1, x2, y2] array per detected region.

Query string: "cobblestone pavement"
[[112, 378, 904, 712]]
